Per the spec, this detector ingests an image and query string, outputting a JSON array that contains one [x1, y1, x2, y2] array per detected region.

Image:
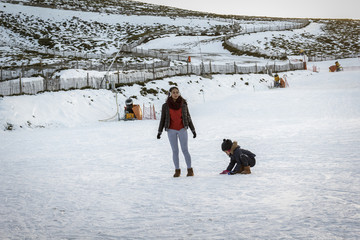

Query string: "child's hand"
[[220, 170, 230, 174]]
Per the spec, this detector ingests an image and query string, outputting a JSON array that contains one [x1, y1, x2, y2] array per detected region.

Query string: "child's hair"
[[221, 139, 233, 151]]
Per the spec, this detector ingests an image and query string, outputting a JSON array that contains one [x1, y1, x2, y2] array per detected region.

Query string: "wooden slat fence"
[[0, 61, 305, 96]]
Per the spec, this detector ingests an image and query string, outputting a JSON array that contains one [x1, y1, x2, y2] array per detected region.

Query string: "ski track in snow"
[[1, 60, 360, 239]]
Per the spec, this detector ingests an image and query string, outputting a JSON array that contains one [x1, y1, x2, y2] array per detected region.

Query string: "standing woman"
[[157, 87, 196, 177]]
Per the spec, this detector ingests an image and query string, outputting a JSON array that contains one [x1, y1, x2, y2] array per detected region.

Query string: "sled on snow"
[[329, 65, 343, 72]]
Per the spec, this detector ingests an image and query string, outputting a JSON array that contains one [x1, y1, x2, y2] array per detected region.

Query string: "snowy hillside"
[[1, 58, 359, 131], [0, 1, 245, 66], [1, 57, 360, 239], [1, 0, 359, 70]]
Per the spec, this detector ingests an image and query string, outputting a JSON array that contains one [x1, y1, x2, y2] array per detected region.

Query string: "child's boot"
[[187, 168, 194, 177], [236, 165, 244, 173], [240, 166, 251, 174], [173, 169, 181, 177]]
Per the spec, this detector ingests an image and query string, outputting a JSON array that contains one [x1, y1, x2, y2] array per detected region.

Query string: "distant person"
[[220, 139, 256, 175], [157, 87, 196, 177], [125, 98, 134, 113], [329, 61, 342, 72], [335, 61, 342, 71], [274, 73, 280, 88]]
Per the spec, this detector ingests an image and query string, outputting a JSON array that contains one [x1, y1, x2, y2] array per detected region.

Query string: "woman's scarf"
[[167, 96, 184, 110]]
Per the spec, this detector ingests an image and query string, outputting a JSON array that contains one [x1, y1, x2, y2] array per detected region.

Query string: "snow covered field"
[[138, 34, 269, 64], [229, 22, 323, 56], [1, 58, 360, 239], [136, 22, 327, 64], [0, 2, 233, 29]]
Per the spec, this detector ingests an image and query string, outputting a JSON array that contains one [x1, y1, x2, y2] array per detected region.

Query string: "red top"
[[169, 107, 184, 130]]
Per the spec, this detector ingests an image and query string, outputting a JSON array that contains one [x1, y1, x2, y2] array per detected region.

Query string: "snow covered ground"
[[0, 2, 242, 57], [1, 58, 360, 239], [138, 34, 269, 64], [0, 2, 231, 28], [138, 32, 292, 65], [137, 22, 324, 64], [229, 22, 324, 55]]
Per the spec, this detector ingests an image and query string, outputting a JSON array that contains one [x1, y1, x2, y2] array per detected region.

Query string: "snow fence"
[[0, 62, 304, 96]]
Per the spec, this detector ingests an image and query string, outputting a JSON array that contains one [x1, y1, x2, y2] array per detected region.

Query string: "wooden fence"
[[239, 20, 309, 34], [308, 54, 360, 62], [0, 61, 305, 96], [0, 59, 171, 81]]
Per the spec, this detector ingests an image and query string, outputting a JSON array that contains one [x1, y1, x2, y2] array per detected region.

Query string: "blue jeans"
[[167, 128, 192, 169]]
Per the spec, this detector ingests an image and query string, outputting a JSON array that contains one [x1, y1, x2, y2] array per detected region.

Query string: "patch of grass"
[[140, 87, 158, 96], [160, 88, 168, 95], [5, 123, 14, 131], [80, 86, 95, 90], [168, 81, 178, 86], [136, 81, 146, 86], [115, 82, 134, 88]]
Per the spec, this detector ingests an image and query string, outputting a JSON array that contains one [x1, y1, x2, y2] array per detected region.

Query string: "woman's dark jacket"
[[226, 142, 256, 172], [158, 101, 195, 134]]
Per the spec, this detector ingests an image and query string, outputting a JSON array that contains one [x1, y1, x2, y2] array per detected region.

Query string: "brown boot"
[[187, 168, 194, 177], [236, 165, 244, 174], [240, 166, 251, 174], [173, 169, 181, 177]]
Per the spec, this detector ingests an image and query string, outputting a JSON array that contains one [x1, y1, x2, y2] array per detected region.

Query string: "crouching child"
[[220, 139, 256, 175]]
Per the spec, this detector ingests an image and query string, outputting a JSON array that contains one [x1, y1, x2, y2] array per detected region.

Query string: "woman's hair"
[[167, 86, 187, 105], [168, 86, 179, 97]]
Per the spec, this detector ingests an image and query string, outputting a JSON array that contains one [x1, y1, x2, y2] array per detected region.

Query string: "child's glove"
[[220, 170, 230, 174], [228, 171, 237, 175]]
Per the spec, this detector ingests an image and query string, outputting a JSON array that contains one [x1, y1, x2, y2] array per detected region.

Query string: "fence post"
[[45, 73, 48, 91], [153, 104, 156, 120], [1, 66, 2, 82], [21, 63, 25, 78], [19, 73, 22, 95], [40, 60, 44, 76], [234, 62, 237, 74], [273, 62, 276, 73], [153, 65, 156, 80], [57, 76, 61, 91], [87, 72, 89, 86]]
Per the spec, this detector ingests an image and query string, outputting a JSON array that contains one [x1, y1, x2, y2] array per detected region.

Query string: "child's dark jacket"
[[226, 142, 256, 172]]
